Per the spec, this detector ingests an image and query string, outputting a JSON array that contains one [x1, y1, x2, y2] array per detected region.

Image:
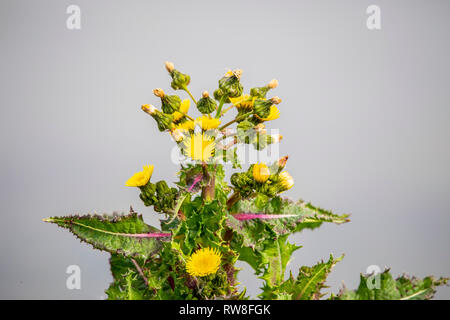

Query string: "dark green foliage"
[[332, 269, 449, 300], [44, 211, 165, 258]]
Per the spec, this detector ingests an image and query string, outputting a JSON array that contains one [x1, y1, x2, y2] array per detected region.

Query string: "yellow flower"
[[172, 99, 190, 122], [186, 247, 222, 277], [125, 165, 154, 187], [176, 120, 196, 132], [229, 94, 255, 111], [253, 163, 270, 183], [182, 133, 215, 162], [279, 171, 294, 190], [256, 105, 280, 121], [196, 115, 221, 130]]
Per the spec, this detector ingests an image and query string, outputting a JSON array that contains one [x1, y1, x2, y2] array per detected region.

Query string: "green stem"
[[218, 111, 253, 131], [215, 96, 226, 119], [201, 164, 215, 201], [167, 193, 188, 224], [179, 111, 195, 121], [183, 86, 198, 105]]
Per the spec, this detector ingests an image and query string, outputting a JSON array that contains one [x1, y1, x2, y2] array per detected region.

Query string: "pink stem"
[[188, 174, 203, 192], [233, 213, 297, 221], [119, 232, 171, 238]]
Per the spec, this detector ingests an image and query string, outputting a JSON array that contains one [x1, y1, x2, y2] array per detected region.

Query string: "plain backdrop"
[[0, 0, 449, 299]]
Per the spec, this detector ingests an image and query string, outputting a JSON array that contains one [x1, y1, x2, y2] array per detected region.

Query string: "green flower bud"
[[230, 172, 253, 189], [253, 99, 272, 118], [218, 69, 243, 99], [156, 181, 169, 194], [153, 88, 181, 114], [250, 79, 278, 98], [165, 61, 191, 90], [213, 88, 227, 102], [250, 86, 269, 99], [142, 104, 174, 131], [139, 183, 157, 206], [197, 91, 217, 114]]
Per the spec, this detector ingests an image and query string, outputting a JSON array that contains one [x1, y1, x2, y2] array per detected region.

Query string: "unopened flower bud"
[[142, 104, 173, 131], [269, 155, 289, 174], [166, 63, 191, 90], [153, 88, 165, 98], [277, 155, 288, 169], [250, 79, 279, 98], [218, 69, 244, 100], [197, 91, 217, 114], [165, 61, 175, 73], [142, 104, 157, 115], [268, 79, 279, 89], [233, 69, 243, 79], [154, 89, 181, 114], [270, 96, 282, 105], [253, 99, 272, 118], [279, 171, 294, 191], [252, 163, 270, 183]]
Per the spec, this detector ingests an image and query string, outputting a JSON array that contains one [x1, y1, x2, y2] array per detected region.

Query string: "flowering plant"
[[44, 63, 447, 300]]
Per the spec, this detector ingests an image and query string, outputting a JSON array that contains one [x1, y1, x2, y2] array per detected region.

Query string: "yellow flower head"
[[172, 99, 190, 122], [186, 247, 222, 277], [279, 171, 294, 191], [229, 94, 255, 111], [182, 133, 215, 162], [256, 105, 280, 121], [253, 163, 270, 183], [196, 115, 221, 131], [125, 165, 154, 187], [176, 120, 196, 132]]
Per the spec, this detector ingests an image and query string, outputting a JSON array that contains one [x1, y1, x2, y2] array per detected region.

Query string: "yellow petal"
[[253, 163, 270, 183], [125, 165, 154, 187], [172, 99, 191, 122]]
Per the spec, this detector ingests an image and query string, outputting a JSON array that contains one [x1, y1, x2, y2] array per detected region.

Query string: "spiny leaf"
[[332, 269, 449, 300], [229, 197, 349, 238], [227, 197, 349, 253], [43, 211, 169, 258], [106, 254, 152, 300], [260, 254, 343, 300], [260, 235, 301, 287]]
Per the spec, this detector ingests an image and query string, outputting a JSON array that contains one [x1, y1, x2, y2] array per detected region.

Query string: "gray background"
[[0, 0, 449, 299]]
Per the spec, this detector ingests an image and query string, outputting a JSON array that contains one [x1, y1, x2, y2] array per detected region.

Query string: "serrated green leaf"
[[260, 235, 301, 287], [44, 211, 167, 258], [333, 269, 449, 300], [227, 197, 349, 254], [261, 254, 343, 300], [229, 197, 349, 237]]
